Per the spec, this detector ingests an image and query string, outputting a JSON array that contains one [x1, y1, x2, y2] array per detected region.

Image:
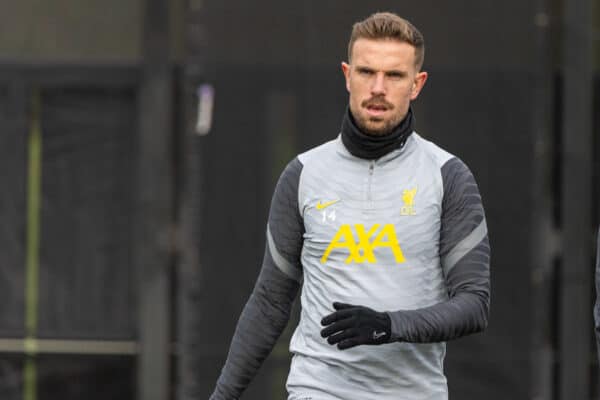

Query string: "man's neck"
[[340, 107, 414, 160]]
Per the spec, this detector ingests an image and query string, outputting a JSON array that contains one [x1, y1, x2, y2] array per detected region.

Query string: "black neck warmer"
[[341, 107, 414, 160]]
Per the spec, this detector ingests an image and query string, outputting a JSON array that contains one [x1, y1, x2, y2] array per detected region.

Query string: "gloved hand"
[[320, 302, 392, 350]]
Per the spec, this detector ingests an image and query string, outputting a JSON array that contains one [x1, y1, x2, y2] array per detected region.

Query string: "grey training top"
[[210, 133, 491, 400]]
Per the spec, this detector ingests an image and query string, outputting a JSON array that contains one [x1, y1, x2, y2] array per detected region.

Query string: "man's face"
[[342, 38, 428, 136]]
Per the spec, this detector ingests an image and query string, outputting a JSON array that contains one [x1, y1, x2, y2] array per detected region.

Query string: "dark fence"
[[0, 69, 139, 400], [0, 1, 597, 400]]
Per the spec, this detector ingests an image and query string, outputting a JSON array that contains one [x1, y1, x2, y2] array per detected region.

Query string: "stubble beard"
[[352, 107, 404, 137]]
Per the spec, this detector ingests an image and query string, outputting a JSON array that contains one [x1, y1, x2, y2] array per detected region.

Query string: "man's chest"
[[300, 163, 443, 268]]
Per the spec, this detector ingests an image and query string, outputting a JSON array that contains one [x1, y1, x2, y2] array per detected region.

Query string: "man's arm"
[[210, 159, 304, 399], [387, 157, 490, 343]]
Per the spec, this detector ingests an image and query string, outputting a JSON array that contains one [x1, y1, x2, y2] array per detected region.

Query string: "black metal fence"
[[0, 67, 140, 400], [0, 1, 598, 399]]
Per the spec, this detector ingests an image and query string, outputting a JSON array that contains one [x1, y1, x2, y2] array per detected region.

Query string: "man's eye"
[[358, 69, 374, 75], [387, 72, 404, 79]]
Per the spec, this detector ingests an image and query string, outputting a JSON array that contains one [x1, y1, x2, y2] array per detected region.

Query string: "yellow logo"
[[401, 188, 417, 216], [321, 224, 405, 264], [316, 199, 340, 210]]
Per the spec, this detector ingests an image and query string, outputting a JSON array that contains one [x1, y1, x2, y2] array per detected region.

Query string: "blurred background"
[[0, 0, 599, 399]]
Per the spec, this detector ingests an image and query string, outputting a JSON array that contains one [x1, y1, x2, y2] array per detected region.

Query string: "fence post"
[[136, 0, 173, 398]]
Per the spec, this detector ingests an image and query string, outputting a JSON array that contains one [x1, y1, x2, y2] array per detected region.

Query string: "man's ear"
[[341, 62, 351, 92], [410, 71, 428, 100]]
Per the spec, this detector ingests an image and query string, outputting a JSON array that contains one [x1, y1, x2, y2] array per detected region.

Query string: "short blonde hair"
[[348, 12, 425, 70]]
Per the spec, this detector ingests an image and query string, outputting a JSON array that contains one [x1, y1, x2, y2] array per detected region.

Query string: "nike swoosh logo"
[[372, 331, 387, 340], [316, 199, 339, 210]]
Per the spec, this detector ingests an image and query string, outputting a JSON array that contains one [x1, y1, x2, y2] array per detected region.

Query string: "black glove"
[[320, 302, 392, 350]]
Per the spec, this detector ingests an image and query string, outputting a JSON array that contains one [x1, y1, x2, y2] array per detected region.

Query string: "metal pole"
[[178, 0, 209, 398], [530, 1, 557, 398], [559, 0, 593, 398], [136, 0, 173, 398], [24, 88, 42, 400]]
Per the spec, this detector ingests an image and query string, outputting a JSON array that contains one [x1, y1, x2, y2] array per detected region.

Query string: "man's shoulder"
[[412, 134, 479, 190], [411, 132, 457, 169], [277, 137, 341, 184], [297, 136, 341, 166]]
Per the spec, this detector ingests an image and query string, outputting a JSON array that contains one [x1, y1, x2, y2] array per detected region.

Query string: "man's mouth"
[[365, 104, 388, 116]]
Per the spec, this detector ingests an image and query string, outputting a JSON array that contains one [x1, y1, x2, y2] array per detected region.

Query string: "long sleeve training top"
[[211, 129, 490, 400]]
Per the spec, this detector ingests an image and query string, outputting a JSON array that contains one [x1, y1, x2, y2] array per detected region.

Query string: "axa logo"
[[321, 224, 405, 264], [401, 188, 417, 216]]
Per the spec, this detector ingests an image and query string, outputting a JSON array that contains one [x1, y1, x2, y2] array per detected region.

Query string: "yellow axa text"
[[320, 224, 405, 264]]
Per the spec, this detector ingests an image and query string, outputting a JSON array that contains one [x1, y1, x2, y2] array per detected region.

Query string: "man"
[[210, 12, 490, 400]]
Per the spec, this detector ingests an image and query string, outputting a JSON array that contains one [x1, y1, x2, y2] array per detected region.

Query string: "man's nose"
[[371, 73, 386, 95]]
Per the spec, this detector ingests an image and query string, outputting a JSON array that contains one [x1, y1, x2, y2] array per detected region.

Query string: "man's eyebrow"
[[354, 66, 407, 76]]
